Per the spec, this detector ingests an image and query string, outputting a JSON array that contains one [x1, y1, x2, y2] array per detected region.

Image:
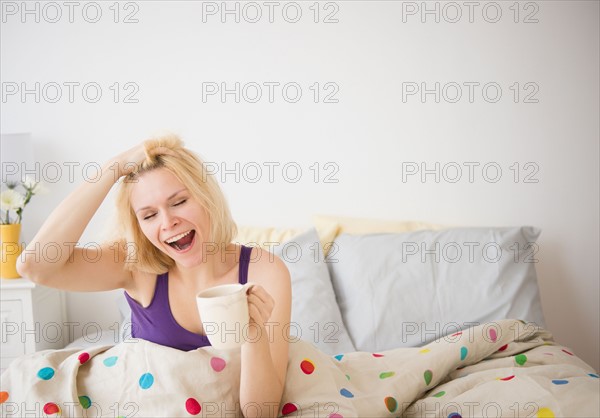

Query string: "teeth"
[[165, 230, 192, 244]]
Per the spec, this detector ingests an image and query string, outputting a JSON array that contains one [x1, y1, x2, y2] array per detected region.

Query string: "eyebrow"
[[135, 189, 188, 213]]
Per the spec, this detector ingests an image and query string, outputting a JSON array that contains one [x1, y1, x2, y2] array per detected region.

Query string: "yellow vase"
[[1, 224, 23, 279]]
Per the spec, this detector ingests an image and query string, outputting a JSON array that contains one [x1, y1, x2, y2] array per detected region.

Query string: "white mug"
[[196, 283, 252, 350]]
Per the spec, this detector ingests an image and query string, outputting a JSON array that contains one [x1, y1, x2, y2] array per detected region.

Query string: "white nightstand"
[[0, 277, 66, 372]]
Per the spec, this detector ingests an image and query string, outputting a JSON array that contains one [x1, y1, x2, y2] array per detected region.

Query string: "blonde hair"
[[114, 133, 237, 274]]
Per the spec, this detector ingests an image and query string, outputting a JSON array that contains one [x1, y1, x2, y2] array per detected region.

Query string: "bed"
[[1, 216, 598, 417]]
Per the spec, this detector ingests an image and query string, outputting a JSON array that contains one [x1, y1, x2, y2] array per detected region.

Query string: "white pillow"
[[272, 228, 356, 355], [326, 227, 546, 352]]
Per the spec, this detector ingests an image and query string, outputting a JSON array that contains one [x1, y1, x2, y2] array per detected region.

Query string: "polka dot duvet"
[[1, 319, 598, 417]]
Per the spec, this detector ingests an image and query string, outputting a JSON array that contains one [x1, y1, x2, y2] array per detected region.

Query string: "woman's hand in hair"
[[109, 141, 175, 179]]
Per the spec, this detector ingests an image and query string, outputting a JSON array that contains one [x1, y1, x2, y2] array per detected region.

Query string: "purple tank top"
[[124, 245, 253, 351]]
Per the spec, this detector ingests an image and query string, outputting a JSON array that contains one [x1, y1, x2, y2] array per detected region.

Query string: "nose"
[[160, 210, 180, 230]]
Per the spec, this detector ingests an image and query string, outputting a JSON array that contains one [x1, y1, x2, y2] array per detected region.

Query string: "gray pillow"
[[326, 227, 546, 352], [273, 228, 356, 355]]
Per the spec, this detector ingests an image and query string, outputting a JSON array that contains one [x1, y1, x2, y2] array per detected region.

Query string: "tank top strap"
[[153, 272, 169, 303], [238, 245, 252, 285]]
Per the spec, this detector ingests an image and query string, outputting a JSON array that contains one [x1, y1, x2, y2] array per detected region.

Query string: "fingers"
[[246, 285, 275, 325], [247, 284, 272, 304], [248, 296, 271, 324], [248, 302, 268, 326], [146, 145, 177, 159]]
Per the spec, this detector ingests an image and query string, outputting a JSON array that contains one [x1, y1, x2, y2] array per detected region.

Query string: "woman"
[[17, 134, 292, 418]]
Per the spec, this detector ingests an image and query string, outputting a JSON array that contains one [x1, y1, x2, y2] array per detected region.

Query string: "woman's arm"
[[239, 249, 292, 418], [16, 143, 151, 291]]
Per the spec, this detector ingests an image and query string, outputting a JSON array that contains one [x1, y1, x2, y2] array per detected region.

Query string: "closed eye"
[[140, 199, 186, 221]]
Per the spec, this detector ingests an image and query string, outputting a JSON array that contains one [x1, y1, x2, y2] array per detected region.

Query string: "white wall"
[[1, 1, 598, 370]]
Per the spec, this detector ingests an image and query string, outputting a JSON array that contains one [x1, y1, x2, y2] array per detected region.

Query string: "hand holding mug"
[[245, 284, 275, 341], [196, 283, 275, 349]]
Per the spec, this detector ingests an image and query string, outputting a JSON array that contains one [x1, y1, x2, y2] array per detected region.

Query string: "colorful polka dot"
[[433, 391, 446, 397], [78, 352, 90, 364], [281, 403, 298, 415], [515, 354, 527, 366], [379, 371, 395, 379], [537, 407, 555, 418], [300, 359, 315, 375], [0, 391, 8, 404], [419, 348, 430, 354], [451, 331, 462, 337], [561, 349, 573, 356], [79, 395, 92, 409], [43, 402, 60, 415], [329, 414, 343, 418], [185, 398, 201, 415], [460, 346, 468, 361], [103, 356, 118, 367], [498, 344, 508, 352], [372, 353, 384, 358], [448, 413, 462, 418], [340, 388, 354, 398], [346, 374, 351, 380], [210, 357, 226, 372], [424, 369, 433, 385], [37, 367, 55, 380], [334, 354, 344, 361], [551, 380, 568, 385], [384, 396, 397, 412], [500, 375, 515, 381], [589, 373, 599, 378], [488, 327, 498, 343], [139, 373, 154, 389]]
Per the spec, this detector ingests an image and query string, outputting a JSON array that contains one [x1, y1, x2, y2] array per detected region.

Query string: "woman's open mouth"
[[164, 230, 196, 252]]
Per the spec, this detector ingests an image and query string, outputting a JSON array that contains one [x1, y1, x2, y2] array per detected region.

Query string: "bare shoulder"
[[246, 246, 291, 287]]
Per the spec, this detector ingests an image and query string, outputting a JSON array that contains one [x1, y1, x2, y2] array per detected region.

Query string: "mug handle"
[[242, 282, 254, 294]]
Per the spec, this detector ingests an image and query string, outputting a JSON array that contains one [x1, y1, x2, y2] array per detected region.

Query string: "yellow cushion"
[[233, 223, 340, 255], [312, 214, 445, 239]]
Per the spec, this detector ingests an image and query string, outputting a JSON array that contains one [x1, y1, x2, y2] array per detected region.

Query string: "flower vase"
[[1, 224, 23, 279]]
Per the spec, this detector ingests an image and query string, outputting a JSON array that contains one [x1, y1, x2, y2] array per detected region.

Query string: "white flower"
[[0, 189, 25, 211], [22, 175, 37, 189], [2, 177, 45, 224], [22, 175, 44, 194]]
